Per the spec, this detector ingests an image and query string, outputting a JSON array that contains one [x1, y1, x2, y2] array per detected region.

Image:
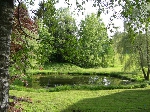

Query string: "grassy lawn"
[[10, 86, 150, 112], [28, 63, 123, 74], [10, 63, 148, 111]]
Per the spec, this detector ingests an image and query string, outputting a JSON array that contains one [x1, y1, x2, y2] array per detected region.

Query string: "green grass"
[[28, 63, 123, 74], [10, 86, 150, 112], [10, 63, 149, 111]]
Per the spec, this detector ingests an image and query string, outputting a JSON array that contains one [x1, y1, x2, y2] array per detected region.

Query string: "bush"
[[10, 74, 32, 87], [140, 83, 148, 88], [12, 79, 24, 86]]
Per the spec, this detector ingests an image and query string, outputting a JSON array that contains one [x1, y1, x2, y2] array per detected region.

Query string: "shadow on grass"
[[62, 89, 150, 112]]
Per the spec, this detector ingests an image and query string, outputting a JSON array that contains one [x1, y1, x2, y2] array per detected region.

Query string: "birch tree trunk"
[[0, 0, 13, 111]]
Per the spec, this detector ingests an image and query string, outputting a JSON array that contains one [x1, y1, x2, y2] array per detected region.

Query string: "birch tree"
[[0, 0, 14, 111]]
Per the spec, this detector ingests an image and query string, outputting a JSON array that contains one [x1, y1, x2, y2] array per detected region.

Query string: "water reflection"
[[35, 75, 131, 88], [89, 76, 116, 86], [102, 77, 111, 86]]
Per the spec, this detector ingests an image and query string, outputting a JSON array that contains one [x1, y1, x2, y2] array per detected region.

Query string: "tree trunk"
[[137, 46, 147, 80], [0, 0, 14, 111], [146, 22, 150, 81], [146, 70, 149, 80]]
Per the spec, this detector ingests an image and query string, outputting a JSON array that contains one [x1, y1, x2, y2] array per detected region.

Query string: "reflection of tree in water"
[[102, 77, 111, 86], [89, 76, 111, 86], [88, 76, 99, 84], [39, 75, 131, 88]]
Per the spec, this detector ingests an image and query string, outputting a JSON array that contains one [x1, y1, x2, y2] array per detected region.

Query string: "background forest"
[[11, 1, 114, 72]]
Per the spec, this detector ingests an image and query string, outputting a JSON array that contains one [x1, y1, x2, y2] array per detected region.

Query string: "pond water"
[[32, 74, 131, 88]]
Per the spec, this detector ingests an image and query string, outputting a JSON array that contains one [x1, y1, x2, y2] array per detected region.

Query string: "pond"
[[32, 74, 132, 88]]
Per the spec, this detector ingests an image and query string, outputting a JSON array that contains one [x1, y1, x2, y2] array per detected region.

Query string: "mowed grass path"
[[10, 87, 150, 112]]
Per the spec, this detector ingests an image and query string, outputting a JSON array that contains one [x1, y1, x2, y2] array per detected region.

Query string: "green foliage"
[[121, 0, 150, 32], [132, 75, 144, 82], [36, 1, 115, 67], [36, 19, 54, 65], [49, 8, 78, 63], [36, 1, 78, 63], [10, 29, 38, 75], [113, 31, 150, 80], [12, 79, 24, 87], [76, 13, 114, 67], [117, 1, 150, 80], [10, 74, 32, 87], [36, 0, 56, 20], [10, 2, 39, 75]]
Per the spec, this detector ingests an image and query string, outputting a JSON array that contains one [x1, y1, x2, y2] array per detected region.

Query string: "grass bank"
[[10, 87, 150, 112], [28, 63, 123, 74], [28, 63, 141, 80]]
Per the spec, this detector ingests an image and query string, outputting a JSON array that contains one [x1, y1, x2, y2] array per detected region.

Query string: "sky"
[[29, 0, 124, 37]]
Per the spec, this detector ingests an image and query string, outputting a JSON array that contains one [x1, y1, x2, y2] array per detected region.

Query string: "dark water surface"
[[32, 74, 131, 88]]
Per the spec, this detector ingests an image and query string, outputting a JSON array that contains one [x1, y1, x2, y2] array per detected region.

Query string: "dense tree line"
[[36, 1, 114, 68], [76, 13, 114, 67]]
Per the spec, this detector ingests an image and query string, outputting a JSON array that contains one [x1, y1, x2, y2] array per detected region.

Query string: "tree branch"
[[16, 0, 37, 44]]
